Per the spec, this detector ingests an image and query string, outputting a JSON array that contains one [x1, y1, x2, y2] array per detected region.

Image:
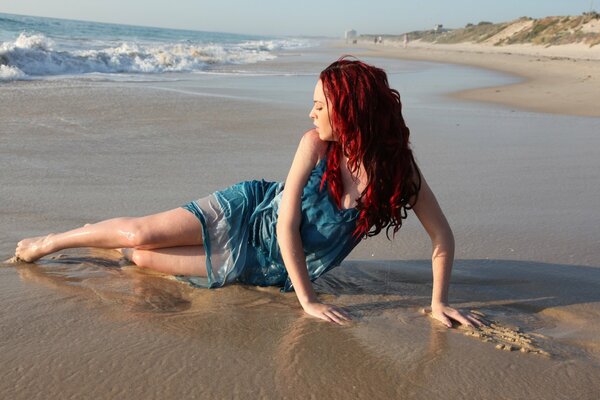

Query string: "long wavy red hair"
[[319, 56, 421, 238]]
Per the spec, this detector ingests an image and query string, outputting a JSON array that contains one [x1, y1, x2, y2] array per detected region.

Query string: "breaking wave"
[[0, 32, 311, 81]]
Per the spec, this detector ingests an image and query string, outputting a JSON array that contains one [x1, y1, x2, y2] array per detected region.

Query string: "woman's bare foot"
[[15, 235, 56, 262]]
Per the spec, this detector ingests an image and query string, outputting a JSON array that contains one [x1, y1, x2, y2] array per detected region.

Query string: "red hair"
[[319, 56, 421, 238]]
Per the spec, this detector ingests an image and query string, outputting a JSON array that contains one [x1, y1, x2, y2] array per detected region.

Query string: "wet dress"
[[179, 158, 360, 292]]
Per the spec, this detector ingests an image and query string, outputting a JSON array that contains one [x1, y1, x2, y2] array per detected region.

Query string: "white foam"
[[0, 64, 25, 80], [14, 32, 54, 51], [0, 33, 313, 81]]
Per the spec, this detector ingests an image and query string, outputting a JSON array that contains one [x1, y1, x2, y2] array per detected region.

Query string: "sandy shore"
[[1, 47, 600, 399], [334, 40, 600, 117]]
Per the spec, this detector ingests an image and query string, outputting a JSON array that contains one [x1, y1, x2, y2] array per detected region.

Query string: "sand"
[[337, 39, 600, 117], [1, 45, 600, 399]]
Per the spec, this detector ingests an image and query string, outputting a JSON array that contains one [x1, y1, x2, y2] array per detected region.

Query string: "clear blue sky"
[[1, 0, 596, 37]]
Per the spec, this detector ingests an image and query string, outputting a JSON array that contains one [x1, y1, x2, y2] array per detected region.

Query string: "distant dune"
[[363, 12, 600, 48]]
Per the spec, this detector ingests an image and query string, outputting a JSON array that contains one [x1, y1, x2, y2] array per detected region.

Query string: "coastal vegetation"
[[362, 12, 600, 48]]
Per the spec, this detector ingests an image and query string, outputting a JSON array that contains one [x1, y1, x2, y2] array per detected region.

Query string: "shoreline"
[[330, 40, 600, 117]]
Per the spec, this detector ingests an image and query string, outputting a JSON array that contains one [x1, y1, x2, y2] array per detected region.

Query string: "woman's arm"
[[412, 174, 481, 328], [276, 130, 350, 324]]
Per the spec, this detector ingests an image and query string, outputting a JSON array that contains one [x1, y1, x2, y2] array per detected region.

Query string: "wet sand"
[[1, 47, 600, 399]]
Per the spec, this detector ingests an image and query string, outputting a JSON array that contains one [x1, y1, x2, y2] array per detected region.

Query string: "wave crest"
[[14, 32, 54, 51], [0, 33, 310, 81]]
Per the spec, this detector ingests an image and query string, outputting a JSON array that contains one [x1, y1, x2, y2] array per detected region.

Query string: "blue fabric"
[[181, 201, 215, 287], [181, 158, 360, 291]]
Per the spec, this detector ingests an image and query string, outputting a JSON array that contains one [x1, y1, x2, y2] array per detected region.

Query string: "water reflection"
[[15, 250, 192, 314], [11, 253, 598, 398]]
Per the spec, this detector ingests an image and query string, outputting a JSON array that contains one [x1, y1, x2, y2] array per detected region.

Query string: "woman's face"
[[309, 80, 335, 141]]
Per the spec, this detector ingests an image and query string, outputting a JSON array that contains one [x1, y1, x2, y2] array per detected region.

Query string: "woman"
[[15, 57, 480, 328]]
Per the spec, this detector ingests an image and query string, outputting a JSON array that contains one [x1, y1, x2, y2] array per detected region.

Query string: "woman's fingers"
[[450, 309, 485, 328], [447, 309, 473, 327], [431, 306, 486, 329], [317, 310, 340, 324], [325, 313, 342, 324], [436, 313, 453, 328], [324, 307, 351, 325], [331, 307, 352, 320], [466, 313, 484, 327], [325, 308, 351, 325], [303, 302, 352, 325]]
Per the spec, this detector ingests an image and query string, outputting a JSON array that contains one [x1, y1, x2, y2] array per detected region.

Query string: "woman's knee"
[[115, 217, 155, 248]]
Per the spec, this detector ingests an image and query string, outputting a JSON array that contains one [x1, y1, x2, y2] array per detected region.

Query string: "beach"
[[2, 37, 600, 400], [339, 39, 600, 117]]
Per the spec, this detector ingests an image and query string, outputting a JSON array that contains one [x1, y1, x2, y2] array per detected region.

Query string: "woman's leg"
[[123, 246, 207, 276], [16, 208, 203, 262]]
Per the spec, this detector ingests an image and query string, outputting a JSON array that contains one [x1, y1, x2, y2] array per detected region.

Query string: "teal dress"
[[180, 158, 360, 292]]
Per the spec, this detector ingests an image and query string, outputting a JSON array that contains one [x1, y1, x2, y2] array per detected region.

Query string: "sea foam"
[[0, 32, 310, 81]]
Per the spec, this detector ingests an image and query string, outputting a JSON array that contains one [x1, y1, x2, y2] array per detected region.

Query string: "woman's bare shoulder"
[[300, 129, 328, 164]]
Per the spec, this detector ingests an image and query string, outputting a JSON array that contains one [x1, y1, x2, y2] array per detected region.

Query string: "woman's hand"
[[429, 303, 483, 328], [302, 300, 352, 325]]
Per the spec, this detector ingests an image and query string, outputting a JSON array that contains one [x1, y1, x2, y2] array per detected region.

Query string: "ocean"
[[0, 12, 312, 81]]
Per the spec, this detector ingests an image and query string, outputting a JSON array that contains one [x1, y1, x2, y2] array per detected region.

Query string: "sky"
[[0, 0, 597, 37]]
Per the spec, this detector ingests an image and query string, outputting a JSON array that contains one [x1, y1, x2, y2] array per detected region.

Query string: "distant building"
[[345, 29, 357, 43], [434, 24, 443, 33]]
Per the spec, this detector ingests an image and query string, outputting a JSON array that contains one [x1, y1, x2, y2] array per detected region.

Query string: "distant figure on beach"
[[403, 33, 409, 48], [15, 57, 480, 328]]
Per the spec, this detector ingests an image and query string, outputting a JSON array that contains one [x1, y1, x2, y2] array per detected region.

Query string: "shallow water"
[[1, 46, 599, 399], [2, 253, 599, 399]]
